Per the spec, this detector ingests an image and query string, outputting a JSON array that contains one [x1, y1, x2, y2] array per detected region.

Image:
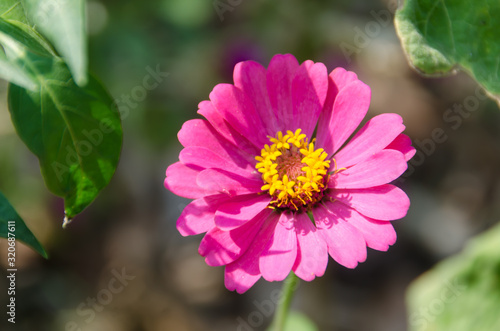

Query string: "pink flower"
[[165, 54, 415, 293]]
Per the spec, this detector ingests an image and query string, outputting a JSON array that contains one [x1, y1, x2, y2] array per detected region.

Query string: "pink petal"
[[353, 218, 396, 251], [233, 60, 278, 135], [385, 133, 416, 162], [178, 119, 255, 169], [214, 194, 272, 230], [266, 54, 300, 132], [225, 212, 280, 293], [316, 68, 359, 143], [198, 100, 258, 155], [164, 162, 207, 199], [259, 212, 298, 281], [334, 113, 406, 168], [330, 67, 359, 90], [322, 200, 396, 251], [177, 194, 232, 236], [291, 60, 329, 136], [210, 84, 268, 149], [197, 168, 262, 197], [316, 76, 338, 140], [316, 80, 371, 156], [179, 146, 253, 175], [329, 184, 410, 221], [337, 206, 396, 251], [199, 208, 271, 266], [292, 212, 328, 281], [332, 150, 407, 189], [313, 203, 367, 268]]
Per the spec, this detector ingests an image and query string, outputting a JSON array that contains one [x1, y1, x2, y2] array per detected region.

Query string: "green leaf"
[[407, 222, 500, 331], [5, 25, 121, 225], [267, 312, 319, 331], [395, 0, 500, 103], [0, 0, 29, 24], [0, 18, 55, 57], [283, 312, 318, 331], [0, 191, 48, 258], [0, 43, 37, 90], [0, 18, 55, 89], [24, 0, 87, 86]]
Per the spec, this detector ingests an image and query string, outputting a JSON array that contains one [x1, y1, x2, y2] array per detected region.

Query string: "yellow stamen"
[[255, 129, 331, 211]]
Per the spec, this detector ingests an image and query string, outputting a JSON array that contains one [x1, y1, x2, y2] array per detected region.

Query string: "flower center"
[[255, 129, 331, 211]]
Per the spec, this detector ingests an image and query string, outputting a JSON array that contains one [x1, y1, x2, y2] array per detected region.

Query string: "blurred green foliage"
[[407, 222, 500, 331], [283, 312, 319, 331], [24, 0, 88, 85]]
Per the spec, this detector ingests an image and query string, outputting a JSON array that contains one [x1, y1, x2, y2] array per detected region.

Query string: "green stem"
[[272, 272, 299, 331]]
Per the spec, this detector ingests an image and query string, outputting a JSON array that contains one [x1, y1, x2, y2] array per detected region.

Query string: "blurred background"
[[1, 0, 500, 330]]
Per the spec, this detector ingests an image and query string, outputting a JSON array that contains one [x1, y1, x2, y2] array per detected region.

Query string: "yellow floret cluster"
[[255, 129, 331, 210]]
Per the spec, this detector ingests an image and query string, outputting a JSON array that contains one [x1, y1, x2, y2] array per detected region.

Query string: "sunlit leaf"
[[0, 191, 48, 258], [407, 222, 500, 331], [0, 18, 55, 90], [0, 45, 37, 90], [24, 0, 87, 86], [395, 0, 500, 103], [0, 18, 55, 56]]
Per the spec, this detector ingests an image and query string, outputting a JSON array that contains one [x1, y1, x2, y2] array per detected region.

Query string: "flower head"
[[165, 54, 415, 293]]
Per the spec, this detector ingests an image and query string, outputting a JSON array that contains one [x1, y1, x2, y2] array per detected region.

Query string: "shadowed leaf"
[[0, 191, 48, 258]]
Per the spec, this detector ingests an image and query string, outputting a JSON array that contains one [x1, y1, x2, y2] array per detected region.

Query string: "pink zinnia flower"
[[165, 54, 415, 293]]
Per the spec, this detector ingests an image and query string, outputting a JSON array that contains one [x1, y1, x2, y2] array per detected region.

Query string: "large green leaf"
[[407, 222, 500, 331], [0, 0, 29, 24], [395, 0, 500, 103], [24, 0, 87, 86], [0, 191, 47, 258], [4, 21, 121, 226]]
